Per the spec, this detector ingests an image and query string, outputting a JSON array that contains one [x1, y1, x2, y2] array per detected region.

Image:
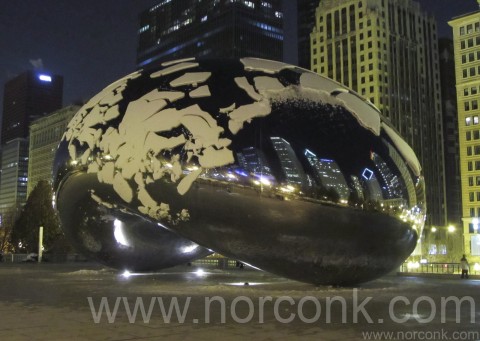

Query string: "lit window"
[[244, 1, 254, 8], [466, 116, 472, 125], [471, 235, 480, 255], [138, 25, 150, 34], [474, 116, 479, 125]]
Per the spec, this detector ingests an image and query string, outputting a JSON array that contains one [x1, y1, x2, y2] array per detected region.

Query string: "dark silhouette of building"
[[0, 70, 63, 226], [438, 38, 462, 227], [136, 0, 283, 68], [297, 0, 319, 69], [1, 70, 63, 145]]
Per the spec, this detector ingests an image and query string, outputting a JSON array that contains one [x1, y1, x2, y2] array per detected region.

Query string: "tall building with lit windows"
[[270, 137, 308, 188], [1, 71, 63, 145], [449, 7, 480, 259], [27, 105, 79, 196], [0, 138, 29, 226], [0, 70, 63, 225], [137, 0, 283, 68], [310, 0, 446, 226]]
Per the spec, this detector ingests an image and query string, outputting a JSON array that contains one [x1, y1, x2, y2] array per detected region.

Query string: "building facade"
[[137, 0, 283, 68], [1, 71, 63, 145], [310, 0, 446, 226], [439, 38, 462, 228], [0, 138, 29, 225], [449, 9, 480, 259], [0, 70, 63, 226], [27, 105, 79, 196]]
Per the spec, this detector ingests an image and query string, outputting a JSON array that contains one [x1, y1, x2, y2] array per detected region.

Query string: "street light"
[[447, 225, 455, 233], [431, 226, 437, 233]]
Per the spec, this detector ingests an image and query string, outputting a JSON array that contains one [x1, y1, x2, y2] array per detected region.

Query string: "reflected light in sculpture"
[[113, 219, 129, 247], [53, 57, 425, 285]]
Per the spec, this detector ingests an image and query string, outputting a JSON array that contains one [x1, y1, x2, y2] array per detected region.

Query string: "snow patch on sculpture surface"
[[62, 57, 414, 227]]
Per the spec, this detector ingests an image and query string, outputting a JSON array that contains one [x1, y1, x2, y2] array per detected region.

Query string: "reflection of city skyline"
[[236, 147, 272, 178], [270, 137, 309, 189], [371, 152, 405, 200], [230, 136, 414, 208], [304, 149, 349, 200]]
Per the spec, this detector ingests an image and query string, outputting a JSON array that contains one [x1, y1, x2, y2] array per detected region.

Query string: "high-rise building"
[[449, 8, 480, 259], [237, 146, 272, 176], [284, 0, 320, 68], [1, 71, 63, 145], [439, 38, 462, 227], [0, 138, 29, 224], [0, 70, 63, 226], [310, 0, 446, 226], [297, 0, 320, 69], [27, 105, 79, 196], [136, 0, 283, 68], [270, 136, 308, 188], [304, 150, 349, 200]]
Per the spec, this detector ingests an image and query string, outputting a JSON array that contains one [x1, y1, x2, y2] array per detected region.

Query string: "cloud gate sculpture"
[[53, 58, 425, 285]]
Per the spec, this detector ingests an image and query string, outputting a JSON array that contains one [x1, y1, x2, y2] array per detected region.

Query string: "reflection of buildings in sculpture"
[[236, 147, 272, 177], [383, 139, 417, 207], [270, 137, 308, 188], [304, 149, 349, 200], [350, 175, 364, 201], [371, 152, 404, 200], [361, 168, 383, 202]]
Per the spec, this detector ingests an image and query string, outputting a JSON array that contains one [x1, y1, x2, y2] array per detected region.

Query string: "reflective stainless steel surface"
[[53, 58, 425, 285]]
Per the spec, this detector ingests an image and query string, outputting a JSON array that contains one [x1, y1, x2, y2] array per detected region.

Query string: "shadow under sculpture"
[[53, 58, 424, 285]]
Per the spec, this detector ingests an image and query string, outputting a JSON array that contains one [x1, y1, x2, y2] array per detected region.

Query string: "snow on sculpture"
[[54, 58, 425, 285]]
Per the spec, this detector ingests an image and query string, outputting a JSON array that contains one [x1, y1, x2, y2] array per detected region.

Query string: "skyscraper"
[[438, 38, 462, 227], [310, 0, 446, 226], [0, 70, 63, 226], [283, 0, 320, 69], [0, 138, 29, 224], [136, 0, 283, 68], [449, 8, 480, 259], [297, 0, 320, 69], [27, 105, 79, 196], [1, 71, 63, 145], [270, 136, 308, 188]]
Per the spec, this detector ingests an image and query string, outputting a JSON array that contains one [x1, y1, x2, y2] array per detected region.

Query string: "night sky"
[[0, 0, 479, 113]]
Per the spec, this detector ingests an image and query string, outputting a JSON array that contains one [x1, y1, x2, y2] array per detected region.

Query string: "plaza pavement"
[[0, 262, 479, 340]]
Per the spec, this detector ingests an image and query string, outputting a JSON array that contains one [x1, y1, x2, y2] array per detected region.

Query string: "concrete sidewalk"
[[0, 263, 479, 340]]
